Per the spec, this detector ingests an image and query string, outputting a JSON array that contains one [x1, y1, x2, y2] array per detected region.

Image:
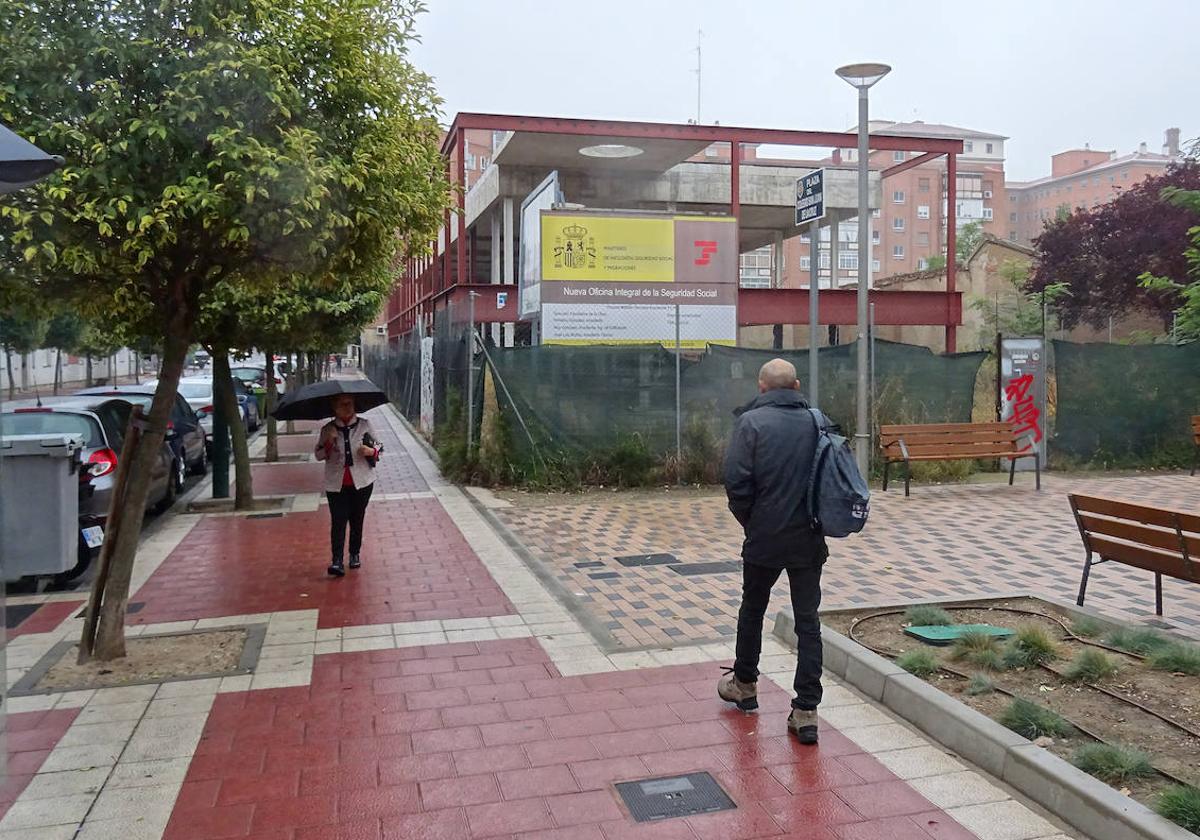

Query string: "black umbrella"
[[1, 123, 64, 194], [271, 378, 389, 421]]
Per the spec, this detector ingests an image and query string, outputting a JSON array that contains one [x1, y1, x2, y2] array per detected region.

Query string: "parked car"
[[76, 385, 209, 483], [148, 376, 259, 439], [1, 397, 177, 582], [230, 362, 288, 395]]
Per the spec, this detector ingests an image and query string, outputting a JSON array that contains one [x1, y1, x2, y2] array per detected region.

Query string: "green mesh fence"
[[1052, 340, 1200, 466], [485, 339, 986, 463]]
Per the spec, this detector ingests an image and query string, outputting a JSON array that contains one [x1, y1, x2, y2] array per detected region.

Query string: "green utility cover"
[[903, 624, 1014, 646]]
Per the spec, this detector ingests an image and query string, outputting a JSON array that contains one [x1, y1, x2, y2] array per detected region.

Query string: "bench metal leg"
[[882, 460, 890, 492], [1155, 572, 1163, 616], [903, 459, 911, 498], [1008, 457, 1016, 486], [1034, 452, 1042, 491], [1076, 551, 1093, 607]]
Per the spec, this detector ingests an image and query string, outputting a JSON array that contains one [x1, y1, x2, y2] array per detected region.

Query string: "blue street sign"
[[795, 169, 825, 226]]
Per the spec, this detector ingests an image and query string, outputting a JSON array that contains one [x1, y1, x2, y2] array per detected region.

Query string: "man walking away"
[[718, 358, 828, 745]]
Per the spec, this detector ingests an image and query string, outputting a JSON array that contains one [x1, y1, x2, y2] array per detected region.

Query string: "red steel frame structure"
[[388, 113, 964, 352]]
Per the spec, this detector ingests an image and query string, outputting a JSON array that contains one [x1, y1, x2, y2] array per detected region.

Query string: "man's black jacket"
[[723, 388, 829, 569]]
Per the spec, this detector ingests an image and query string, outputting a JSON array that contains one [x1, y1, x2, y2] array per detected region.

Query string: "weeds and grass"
[[1063, 649, 1120, 683], [904, 605, 953, 627], [1155, 785, 1200, 834], [965, 674, 995, 696], [1070, 616, 1104, 638], [1071, 743, 1155, 784], [1104, 627, 1171, 656], [999, 698, 1073, 739], [1147, 642, 1200, 676], [897, 650, 940, 678], [951, 631, 1006, 670], [1001, 625, 1059, 669]]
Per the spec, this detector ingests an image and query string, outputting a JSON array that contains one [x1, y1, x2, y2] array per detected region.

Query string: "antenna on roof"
[[693, 28, 703, 124]]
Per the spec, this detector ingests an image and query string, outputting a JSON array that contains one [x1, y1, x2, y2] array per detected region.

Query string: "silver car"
[[1, 397, 177, 582]]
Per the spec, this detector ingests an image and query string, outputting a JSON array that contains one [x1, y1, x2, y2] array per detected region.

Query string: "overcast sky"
[[411, 0, 1197, 181]]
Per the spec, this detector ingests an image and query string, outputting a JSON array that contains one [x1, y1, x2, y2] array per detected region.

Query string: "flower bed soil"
[[822, 597, 1200, 817]]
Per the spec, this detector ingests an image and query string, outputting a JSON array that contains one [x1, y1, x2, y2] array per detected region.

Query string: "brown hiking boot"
[[787, 708, 819, 745], [717, 668, 758, 711]]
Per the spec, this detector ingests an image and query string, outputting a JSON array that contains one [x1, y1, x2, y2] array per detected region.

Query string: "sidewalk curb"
[[774, 604, 1194, 840]]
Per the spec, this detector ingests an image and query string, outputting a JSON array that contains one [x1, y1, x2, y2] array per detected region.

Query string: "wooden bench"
[[1070, 494, 1200, 616], [879, 421, 1041, 497], [1191, 415, 1199, 476]]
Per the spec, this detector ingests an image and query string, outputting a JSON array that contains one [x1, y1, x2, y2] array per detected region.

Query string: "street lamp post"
[[835, 62, 890, 477]]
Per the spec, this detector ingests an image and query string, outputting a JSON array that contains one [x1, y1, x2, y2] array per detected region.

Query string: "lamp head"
[[835, 62, 892, 89]]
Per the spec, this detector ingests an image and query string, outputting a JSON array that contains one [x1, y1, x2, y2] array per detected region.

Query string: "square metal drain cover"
[[615, 772, 735, 822], [616, 553, 677, 567], [669, 561, 741, 576]]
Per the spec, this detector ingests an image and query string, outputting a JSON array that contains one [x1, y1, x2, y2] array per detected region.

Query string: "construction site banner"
[[539, 211, 737, 346]]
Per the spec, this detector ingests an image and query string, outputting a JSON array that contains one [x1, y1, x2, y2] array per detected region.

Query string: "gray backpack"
[[805, 409, 870, 538]]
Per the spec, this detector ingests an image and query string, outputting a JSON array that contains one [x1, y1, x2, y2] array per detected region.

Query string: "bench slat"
[[881, 430, 1019, 447], [884, 442, 1021, 459], [1088, 535, 1198, 580], [1072, 494, 1200, 534], [881, 422, 1011, 434], [1078, 513, 1200, 557]]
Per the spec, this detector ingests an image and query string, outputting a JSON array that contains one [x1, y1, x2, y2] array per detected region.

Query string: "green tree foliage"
[[1139, 186, 1200, 342], [0, 0, 449, 660], [955, 221, 985, 263]]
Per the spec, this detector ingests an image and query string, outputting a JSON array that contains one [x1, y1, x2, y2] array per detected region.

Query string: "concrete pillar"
[[502, 197, 515, 285], [772, 231, 784, 289], [490, 210, 501, 284], [830, 218, 840, 291]]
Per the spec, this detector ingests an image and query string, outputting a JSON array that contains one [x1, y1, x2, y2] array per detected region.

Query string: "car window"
[[174, 395, 194, 425], [178, 382, 212, 399], [92, 401, 133, 451], [1, 410, 102, 446]]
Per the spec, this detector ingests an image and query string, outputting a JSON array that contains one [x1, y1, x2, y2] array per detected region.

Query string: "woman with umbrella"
[[274, 380, 388, 576]]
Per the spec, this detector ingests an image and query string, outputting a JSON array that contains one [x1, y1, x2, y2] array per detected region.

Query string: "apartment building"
[[739, 120, 1008, 291], [1005, 128, 1183, 246]]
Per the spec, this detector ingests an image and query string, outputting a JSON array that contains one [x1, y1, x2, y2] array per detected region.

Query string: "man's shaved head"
[[758, 358, 800, 392]]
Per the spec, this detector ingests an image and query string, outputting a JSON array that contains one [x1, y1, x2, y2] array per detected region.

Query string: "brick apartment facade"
[[1005, 128, 1183, 246]]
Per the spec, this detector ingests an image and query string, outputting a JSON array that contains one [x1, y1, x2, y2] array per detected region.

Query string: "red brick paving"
[[164, 639, 975, 840], [129, 499, 512, 628], [250, 461, 328, 496], [1, 708, 81, 819], [7, 600, 85, 638]]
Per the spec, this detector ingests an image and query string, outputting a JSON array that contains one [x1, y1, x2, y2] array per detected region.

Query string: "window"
[[917, 232, 930, 246], [1009, 212, 1017, 223], [704, 144, 720, 157], [800, 233, 810, 243], [871, 230, 880, 244], [872, 259, 881, 271], [983, 208, 993, 220], [492, 130, 508, 150], [918, 258, 929, 270], [871, 208, 881, 218], [892, 217, 905, 231], [893, 151, 905, 162], [819, 252, 830, 269], [738, 245, 774, 288], [465, 152, 477, 170], [964, 141, 974, 153], [800, 255, 811, 270], [892, 245, 905, 259], [892, 190, 905, 204], [838, 252, 858, 270], [1009, 231, 1018, 241], [917, 205, 930, 219], [478, 156, 490, 170], [986, 143, 994, 154], [918, 177, 931, 193]]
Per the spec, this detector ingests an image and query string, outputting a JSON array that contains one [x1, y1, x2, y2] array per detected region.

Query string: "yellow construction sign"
[[541, 214, 674, 283]]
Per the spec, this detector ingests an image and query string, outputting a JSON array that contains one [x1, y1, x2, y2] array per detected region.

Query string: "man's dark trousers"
[[733, 560, 823, 710]]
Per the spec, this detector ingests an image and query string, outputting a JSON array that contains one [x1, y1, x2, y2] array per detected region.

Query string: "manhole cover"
[[669, 561, 740, 576], [615, 772, 735, 822], [616, 553, 677, 567]]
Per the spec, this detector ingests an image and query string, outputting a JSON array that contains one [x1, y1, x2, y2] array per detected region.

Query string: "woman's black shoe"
[[328, 559, 345, 577], [349, 555, 361, 569]]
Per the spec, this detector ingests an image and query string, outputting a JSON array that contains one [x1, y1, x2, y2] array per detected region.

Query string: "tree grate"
[[615, 772, 735, 822]]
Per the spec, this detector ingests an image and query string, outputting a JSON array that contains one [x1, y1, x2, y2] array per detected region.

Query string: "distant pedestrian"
[[718, 358, 828, 745], [315, 393, 381, 576]]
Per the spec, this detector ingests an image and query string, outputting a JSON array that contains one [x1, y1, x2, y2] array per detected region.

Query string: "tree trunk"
[[132, 349, 140, 384], [83, 322, 191, 662], [20, 352, 29, 392], [285, 351, 297, 434], [5, 345, 15, 399], [85, 354, 93, 387], [213, 351, 254, 509], [54, 347, 61, 395], [265, 349, 279, 462]]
